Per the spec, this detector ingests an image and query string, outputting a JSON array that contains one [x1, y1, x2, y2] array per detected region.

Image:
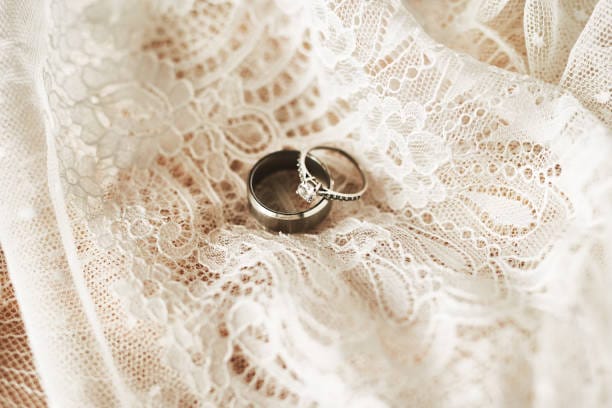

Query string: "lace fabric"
[[0, 0, 611, 407]]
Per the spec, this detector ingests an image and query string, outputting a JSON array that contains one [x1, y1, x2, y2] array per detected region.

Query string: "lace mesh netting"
[[0, 0, 611, 406], [0, 251, 46, 407]]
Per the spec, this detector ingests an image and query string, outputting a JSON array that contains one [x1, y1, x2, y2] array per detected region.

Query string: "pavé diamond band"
[[248, 150, 333, 233]]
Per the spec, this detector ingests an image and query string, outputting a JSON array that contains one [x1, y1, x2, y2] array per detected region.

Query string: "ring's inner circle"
[[252, 151, 330, 214]]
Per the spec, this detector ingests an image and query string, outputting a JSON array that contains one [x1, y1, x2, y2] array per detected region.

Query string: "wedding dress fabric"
[[0, 0, 611, 406]]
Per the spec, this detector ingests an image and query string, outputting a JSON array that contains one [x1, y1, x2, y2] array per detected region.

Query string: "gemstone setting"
[[296, 180, 317, 203]]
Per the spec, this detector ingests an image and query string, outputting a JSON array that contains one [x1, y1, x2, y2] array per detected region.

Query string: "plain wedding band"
[[247, 150, 333, 233]]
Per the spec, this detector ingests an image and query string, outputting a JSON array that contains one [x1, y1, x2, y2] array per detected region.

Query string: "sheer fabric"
[[0, 0, 611, 406]]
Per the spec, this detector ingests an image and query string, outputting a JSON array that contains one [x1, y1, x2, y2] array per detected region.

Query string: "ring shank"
[[300, 146, 367, 201]]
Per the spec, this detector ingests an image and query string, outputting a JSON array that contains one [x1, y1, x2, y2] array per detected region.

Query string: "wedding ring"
[[248, 150, 333, 233], [297, 146, 367, 202]]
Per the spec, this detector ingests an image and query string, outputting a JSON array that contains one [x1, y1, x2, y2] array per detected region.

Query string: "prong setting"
[[296, 179, 320, 203]]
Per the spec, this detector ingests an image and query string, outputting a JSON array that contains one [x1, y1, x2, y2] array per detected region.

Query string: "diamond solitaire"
[[296, 180, 318, 203]]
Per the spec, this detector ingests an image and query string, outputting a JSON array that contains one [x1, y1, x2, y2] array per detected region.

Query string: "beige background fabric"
[[0, 0, 611, 407]]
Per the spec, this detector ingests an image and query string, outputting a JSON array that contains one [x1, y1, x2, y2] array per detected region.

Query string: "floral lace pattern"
[[0, 0, 611, 406]]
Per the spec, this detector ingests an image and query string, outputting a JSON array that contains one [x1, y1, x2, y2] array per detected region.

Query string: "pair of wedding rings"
[[247, 147, 367, 233]]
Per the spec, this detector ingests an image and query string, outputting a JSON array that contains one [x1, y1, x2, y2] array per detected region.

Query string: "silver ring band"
[[297, 146, 367, 202], [248, 150, 333, 233]]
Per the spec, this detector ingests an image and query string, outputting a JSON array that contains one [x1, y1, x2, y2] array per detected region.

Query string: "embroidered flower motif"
[[159, 319, 213, 393], [58, 147, 104, 212], [309, 1, 357, 68], [67, 54, 199, 169], [358, 94, 449, 209], [111, 276, 168, 327], [90, 201, 154, 249], [83, 0, 149, 48], [111, 260, 217, 392]]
